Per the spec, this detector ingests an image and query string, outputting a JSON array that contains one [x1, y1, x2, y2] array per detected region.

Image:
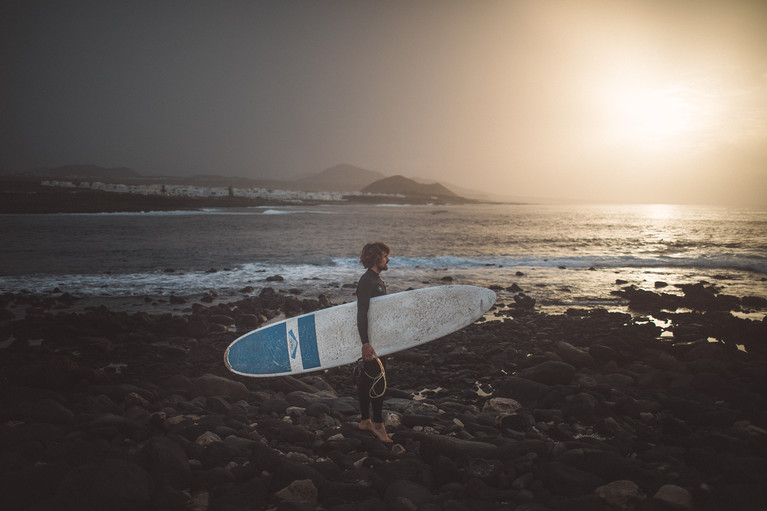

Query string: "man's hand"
[[362, 342, 376, 361]]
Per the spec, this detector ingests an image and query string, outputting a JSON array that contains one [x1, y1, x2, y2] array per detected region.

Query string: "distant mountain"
[[410, 178, 526, 203], [26, 165, 142, 181], [293, 164, 387, 192], [361, 175, 460, 199]]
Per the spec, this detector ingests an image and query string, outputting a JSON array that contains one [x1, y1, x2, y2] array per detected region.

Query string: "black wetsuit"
[[356, 268, 387, 422]]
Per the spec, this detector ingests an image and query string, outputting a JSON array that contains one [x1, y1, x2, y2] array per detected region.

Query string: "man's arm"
[[357, 275, 377, 361], [357, 275, 373, 344]]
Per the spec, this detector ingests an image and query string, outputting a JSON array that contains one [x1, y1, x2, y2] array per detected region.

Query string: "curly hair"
[[360, 242, 391, 269]]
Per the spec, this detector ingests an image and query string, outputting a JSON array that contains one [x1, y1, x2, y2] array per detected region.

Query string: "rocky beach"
[[2, 281, 767, 511]]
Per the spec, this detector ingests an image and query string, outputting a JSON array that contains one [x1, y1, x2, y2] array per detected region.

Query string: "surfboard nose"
[[480, 287, 497, 313]]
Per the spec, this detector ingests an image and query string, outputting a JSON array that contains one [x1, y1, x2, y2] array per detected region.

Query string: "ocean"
[[2, 203, 767, 317]]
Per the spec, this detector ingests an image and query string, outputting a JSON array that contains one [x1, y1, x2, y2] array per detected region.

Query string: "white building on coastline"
[[41, 180, 346, 202]]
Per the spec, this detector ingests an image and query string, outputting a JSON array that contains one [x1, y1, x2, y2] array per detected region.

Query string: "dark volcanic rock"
[[516, 361, 576, 385], [417, 434, 501, 462], [537, 461, 604, 496], [55, 459, 153, 511], [2, 290, 767, 511], [136, 436, 192, 490]]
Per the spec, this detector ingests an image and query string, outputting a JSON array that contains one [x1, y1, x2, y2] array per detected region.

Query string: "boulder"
[[553, 341, 594, 368], [384, 479, 433, 511], [55, 459, 153, 511], [595, 480, 646, 511], [191, 374, 248, 400], [513, 293, 536, 309], [136, 435, 192, 490], [29, 398, 74, 424], [275, 479, 318, 504], [482, 397, 523, 414], [418, 434, 500, 462], [496, 376, 547, 406], [653, 484, 693, 510], [536, 461, 603, 496], [516, 361, 576, 385]]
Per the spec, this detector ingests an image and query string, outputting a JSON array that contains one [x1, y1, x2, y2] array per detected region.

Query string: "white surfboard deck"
[[224, 285, 496, 378]]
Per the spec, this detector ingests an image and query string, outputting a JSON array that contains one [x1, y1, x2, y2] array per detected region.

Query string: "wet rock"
[[258, 417, 315, 444], [319, 479, 373, 505], [191, 373, 248, 400], [261, 398, 290, 415], [418, 434, 500, 462], [275, 478, 318, 505], [209, 477, 269, 510], [652, 484, 693, 510], [495, 376, 547, 406], [595, 480, 646, 510], [271, 459, 326, 494], [513, 293, 536, 309], [9, 356, 93, 389], [679, 283, 740, 311], [385, 479, 433, 510], [55, 458, 153, 511], [481, 397, 522, 414], [164, 374, 193, 396], [553, 340, 594, 368], [306, 401, 331, 417], [136, 435, 192, 490], [249, 442, 282, 472], [614, 286, 679, 311], [210, 314, 235, 326], [536, 461, 603, 496], [742, 295, 767, 308], [193, 466, 235, 490], [516, 361, 576, 385], [29, 398, 74, 424]]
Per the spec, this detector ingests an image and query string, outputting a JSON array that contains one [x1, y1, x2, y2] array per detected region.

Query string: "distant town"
[[40, 179, 365, 203], [1, 163, 498, 213]]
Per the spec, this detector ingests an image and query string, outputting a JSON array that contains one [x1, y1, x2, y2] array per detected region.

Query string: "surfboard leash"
[[365, 357, 387, 399]]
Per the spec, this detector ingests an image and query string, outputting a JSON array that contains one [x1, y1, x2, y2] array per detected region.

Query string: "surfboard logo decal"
[[288, 330, 299, 359]]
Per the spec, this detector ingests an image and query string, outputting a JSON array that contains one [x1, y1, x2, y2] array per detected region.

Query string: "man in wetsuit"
[[356, 241, 393, 442]]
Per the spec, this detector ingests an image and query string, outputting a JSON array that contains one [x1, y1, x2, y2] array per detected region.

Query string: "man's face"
[[376, 253, 390, 272]]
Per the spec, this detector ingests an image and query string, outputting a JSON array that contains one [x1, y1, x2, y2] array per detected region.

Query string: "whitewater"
[[2, 203, 766, 316]]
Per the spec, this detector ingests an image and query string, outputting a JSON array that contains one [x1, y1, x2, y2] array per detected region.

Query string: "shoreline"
[[0, 179, 482, 214], [3, 268, 766, 323], [2, 283, 767, 509]]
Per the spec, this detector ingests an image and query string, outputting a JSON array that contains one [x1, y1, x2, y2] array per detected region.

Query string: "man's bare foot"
[[358, 419, 392, 442], [371, 422, 393, 443]]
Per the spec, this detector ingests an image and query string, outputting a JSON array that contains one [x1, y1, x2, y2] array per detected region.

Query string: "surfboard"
[[224, 285, 496, 377]]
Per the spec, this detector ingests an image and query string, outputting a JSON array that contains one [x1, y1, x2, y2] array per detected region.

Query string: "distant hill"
[[409, 177, 526, 203], [26, 165, 142, 181], [293, 164, 387, 192], [362, 175, 460, 199]]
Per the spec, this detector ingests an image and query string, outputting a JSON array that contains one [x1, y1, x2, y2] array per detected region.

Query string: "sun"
[[598, 81, 712, 149], [612, 87, 703, 143], [617, 90, 690, 138]]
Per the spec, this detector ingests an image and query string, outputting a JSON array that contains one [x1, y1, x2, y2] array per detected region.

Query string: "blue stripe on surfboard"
[[228, 323, 290, 374], [298, 315, 320, 370]]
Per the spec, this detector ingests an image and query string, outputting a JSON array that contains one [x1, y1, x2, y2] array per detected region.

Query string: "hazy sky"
[[3, 0, 766, 205]]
